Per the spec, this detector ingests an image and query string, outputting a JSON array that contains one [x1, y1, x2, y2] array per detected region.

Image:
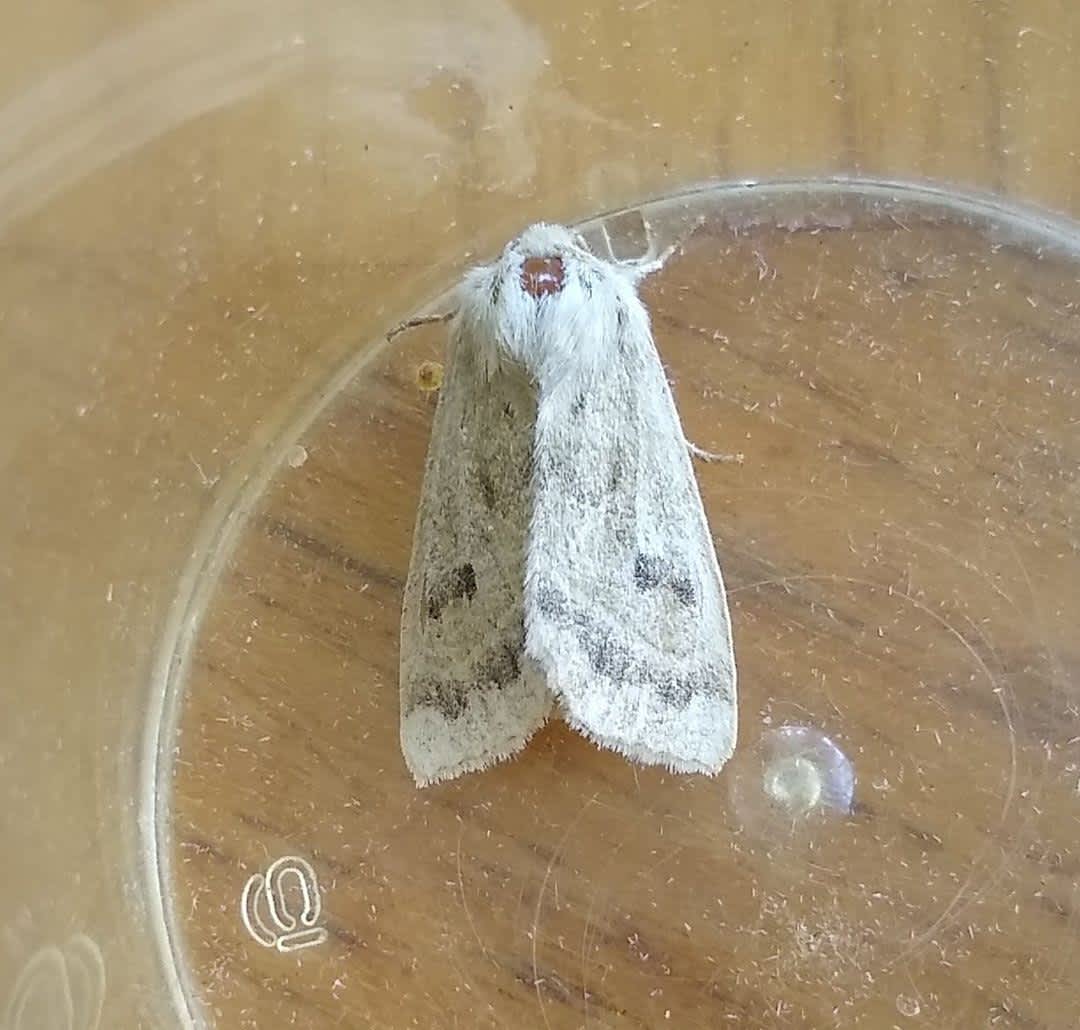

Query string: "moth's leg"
[[686, 441, 744, 465], [629, 217, 679, 281], [386, 310, 455, 343], [602, 215, 679, 286]]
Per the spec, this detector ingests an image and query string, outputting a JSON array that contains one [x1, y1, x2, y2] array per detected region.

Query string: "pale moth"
[[400, 223, 737, 786]]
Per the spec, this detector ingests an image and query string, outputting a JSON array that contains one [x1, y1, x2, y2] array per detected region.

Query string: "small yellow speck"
[[416, 360, 445, 393]]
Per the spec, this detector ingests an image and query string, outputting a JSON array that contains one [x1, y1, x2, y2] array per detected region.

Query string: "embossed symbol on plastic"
[[240, 855, 328, 953], [4, 933, 105, 1030]]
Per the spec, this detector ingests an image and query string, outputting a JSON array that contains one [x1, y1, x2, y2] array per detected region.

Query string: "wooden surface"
[[171, 193, 1080, 1028], [2, 1, 1080, 1027]]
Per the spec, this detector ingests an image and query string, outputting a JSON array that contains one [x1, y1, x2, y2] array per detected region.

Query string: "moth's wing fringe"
[[548, 705, 724, 776], [402, 672, 553, 786]]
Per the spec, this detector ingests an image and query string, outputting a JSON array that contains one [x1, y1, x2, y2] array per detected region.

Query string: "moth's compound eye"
[[520, 256, 565, 298]]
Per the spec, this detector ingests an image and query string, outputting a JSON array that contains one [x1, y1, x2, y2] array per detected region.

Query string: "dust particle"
[[287, 445, 309, 468]]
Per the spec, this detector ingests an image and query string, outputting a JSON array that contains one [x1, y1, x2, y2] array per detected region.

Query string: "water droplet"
[[730, 725, 855, 834], [764, 753, 823, 813]]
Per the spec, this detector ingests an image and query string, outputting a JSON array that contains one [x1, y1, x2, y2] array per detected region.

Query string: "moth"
[[399, 223, 737, 786]]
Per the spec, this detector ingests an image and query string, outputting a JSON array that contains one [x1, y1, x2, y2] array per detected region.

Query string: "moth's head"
[[500, 223, 592, 299], [457, 222, 639, 379]]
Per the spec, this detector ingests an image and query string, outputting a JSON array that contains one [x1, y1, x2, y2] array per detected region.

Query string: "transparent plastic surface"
[[165, 186, 1080, 1027], [2, 4, 1080, 1029]]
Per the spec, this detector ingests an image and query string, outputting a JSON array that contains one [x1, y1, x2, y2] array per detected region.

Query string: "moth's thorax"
[[455, 223, 644, 382]]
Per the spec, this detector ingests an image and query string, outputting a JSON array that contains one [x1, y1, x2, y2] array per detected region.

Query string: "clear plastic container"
[[3, 4, 1079, 1028]]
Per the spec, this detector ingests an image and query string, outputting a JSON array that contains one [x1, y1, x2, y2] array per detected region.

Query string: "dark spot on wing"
[[426, 562, 478, 621], [531, 577, 729, 711], [410, 678, 470, 719], [583, 626, 633, 682], [634, 554, 697, 608], [670, 576, 696, 608], [536, 583, 564, 617], [608, 460, 623, 492], [453, 563, 478, 600], [634, 554, 665, 591], [655, 670, 695, 707], [615, 304, 629, 346], [477, 469, 497, 509], [478, 642, 521, 687], [409, 637, 525, 721], [570, 393, 587, 417]]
